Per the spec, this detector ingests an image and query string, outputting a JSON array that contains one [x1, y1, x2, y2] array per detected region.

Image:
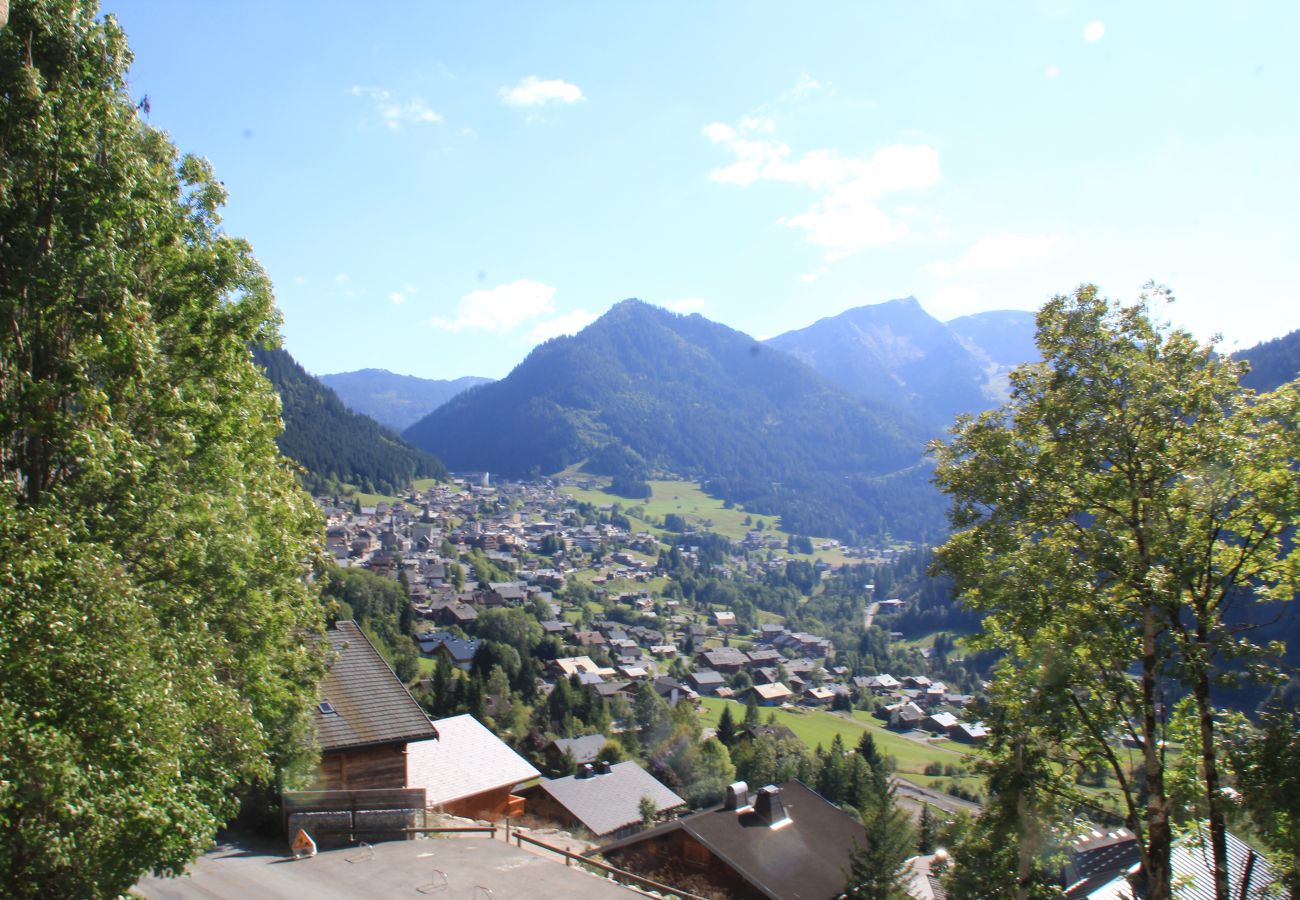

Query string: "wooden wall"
[[312, 742, 408, 791]]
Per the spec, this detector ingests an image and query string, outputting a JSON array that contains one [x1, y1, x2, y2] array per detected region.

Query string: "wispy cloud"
[[431, 280, 557, 332], [349, 85, 443, 128], [389, 284, 416, 306], [927, 233, 1062, 277], [527, 309, 598, 343], [704, 116, 940, 259], [663, 297, 706, 314], [500, 76, 585, 107]]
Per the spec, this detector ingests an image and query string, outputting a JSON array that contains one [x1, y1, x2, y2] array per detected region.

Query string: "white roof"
[[406, 714, 540, 806]]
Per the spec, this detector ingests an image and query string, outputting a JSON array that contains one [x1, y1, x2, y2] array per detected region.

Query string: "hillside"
[[252, 347, 446, 495], [765, 298, 1036, 429], [946, 309, 1039, 369], [403, 300, 944, 542], [319, 369, 492, 431], [1235, 328, 1300, 392]]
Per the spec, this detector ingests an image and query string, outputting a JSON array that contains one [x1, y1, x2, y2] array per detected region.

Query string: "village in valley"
[[286, 473, 993, 898]]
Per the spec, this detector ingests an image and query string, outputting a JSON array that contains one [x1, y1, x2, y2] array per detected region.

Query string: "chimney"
[[724, 781, 750, 811], [579, 763, 595, 779], [754, 785, 789, 827], [596, 760, 612, 775]]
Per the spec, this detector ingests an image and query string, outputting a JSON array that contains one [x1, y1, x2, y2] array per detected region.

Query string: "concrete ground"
[[134, 832, 642, 899]]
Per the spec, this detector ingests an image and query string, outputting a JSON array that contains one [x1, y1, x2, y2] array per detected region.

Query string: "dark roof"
[[551, 734, 609, 765], [600, 780, 867, 900], [317, 621, 438, 753], [536, 761, 685, 837]]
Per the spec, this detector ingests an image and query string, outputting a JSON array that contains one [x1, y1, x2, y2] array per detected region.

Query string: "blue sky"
[[103, 1, 1297, 380]]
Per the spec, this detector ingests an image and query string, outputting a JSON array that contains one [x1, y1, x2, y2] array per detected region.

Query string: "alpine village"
[[2, 3, 1299, 899]]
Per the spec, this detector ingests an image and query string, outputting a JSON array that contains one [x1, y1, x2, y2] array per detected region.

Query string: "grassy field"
[[698, 698, 978, 777], [561, 477, 853, 565]]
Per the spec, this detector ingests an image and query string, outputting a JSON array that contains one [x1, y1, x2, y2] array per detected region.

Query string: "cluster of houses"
[[295, 478, 1278, 899]]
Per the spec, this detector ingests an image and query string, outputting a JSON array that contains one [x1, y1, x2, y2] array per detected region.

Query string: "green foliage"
[[0, 2, 324, 893], [843, 784, 915, 900], [252, 346, 445, 496], [931, 284, 1300, 899], [1229, 704, 1300, 894]]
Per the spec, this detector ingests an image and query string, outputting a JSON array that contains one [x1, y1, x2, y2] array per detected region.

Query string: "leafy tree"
[[931, 285, 1300, 900], [0, 2, 324, 894], [1229, 703, 1300, 894], [638, 795, 659, 828]]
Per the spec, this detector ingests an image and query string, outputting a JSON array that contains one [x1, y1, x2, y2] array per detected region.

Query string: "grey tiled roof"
[[538, 761, 684, 837], [316, 620, 437, 753]]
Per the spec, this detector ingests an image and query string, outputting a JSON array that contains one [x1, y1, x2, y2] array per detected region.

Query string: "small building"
[[310, 620, 439, 792], [599, 781, 868, 900], [745, 683, 794, 707], [406, 714, 539, 821], [522, 761, 686, 841]]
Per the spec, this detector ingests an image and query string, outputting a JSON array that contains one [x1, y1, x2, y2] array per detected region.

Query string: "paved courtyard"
[[134, 833, 642, 899]]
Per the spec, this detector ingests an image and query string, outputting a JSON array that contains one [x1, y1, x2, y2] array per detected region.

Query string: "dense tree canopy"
[[931, 285, 1300, 900], [0, 2, 325, 895]]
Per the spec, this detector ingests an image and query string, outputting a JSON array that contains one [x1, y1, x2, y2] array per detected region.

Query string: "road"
[[892, 776, 982, 818], [864, 601, 880, 630]]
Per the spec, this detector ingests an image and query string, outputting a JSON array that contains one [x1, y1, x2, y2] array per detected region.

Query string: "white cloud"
[[663, 297, 706, 313], [703, 122, 736, 143], [349, 85, 443, 128], [705, 112, 942, 257], [389, 284, 416, 305], [785, 73, 824, 100], [709, 138, 792, 185], [527, 309, 598, 343], [928, 284, 984, 318], [1045, 65, 1061, 79], [1083, 21, 1105, 42], [800, 266, 830, 284], [500, 76, 585, 107], [431, 280, 557, 332], [334, 273, 350, 284], [778, 146, 941, 256], [929, 233, 1062, 275]]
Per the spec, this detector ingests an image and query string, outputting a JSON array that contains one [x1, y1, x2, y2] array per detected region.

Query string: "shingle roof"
[[405, 714, 540, 806], [537, 761, 685, 837], [317, 620, 437, 753], [551, 734, 609, 765], [600, 780, 867, 900]]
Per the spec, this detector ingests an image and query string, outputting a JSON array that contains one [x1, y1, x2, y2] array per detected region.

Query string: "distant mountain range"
[[319, 369, 492, 431], [252, 347, 446, 496], [403, 299, 946, 542], [765, 298, 1037, 428]]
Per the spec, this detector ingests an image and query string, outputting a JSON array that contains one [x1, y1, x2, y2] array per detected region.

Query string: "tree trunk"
[[1194, 658, 1230, 900], [1142, 605, 1173, 900]]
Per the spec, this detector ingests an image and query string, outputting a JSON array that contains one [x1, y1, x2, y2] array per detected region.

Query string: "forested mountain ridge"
[[765, 298, 1037, 429], [403, 299, 945, 542], [319, 369, 492, 430], [253, 347, 446, 495], [1235, 327, 1300, 392]]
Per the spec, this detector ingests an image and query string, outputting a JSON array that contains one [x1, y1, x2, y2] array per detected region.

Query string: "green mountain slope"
[[252, 346, 446, 495], [319, 369, 492, 431], [403, 300, 944, 541]]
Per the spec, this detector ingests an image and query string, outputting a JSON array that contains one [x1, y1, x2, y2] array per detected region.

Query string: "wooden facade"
[[312, 742, 409, 791]]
